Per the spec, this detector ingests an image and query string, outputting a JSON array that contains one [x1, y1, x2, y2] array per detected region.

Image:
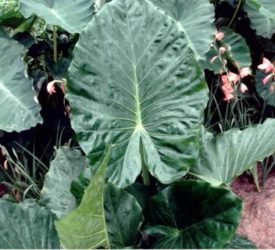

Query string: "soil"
[[232, 166, 275, 249]]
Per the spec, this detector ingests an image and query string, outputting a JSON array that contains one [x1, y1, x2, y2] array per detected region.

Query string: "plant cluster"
[[0, 0, 274, 248]]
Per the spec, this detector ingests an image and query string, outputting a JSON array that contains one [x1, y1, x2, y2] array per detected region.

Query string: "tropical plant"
[[0, 0, 275, 248]]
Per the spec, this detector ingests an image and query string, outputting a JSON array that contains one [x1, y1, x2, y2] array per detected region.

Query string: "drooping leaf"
[[149, 0, 216, 62], [56, 150, 111, 249], [144, 180, 242, 249], [104, 183, 143, 248], [19, 0, 94, 34], [0, 36, 41, 132], [0, 199, 60, 249], [244, 0, 275, 38], [256, 70, 275, 107], [224, 235, 257, 249], [192, 119, 275, 186], [67, 0, 208, 188], [40, 147, 88, 219]]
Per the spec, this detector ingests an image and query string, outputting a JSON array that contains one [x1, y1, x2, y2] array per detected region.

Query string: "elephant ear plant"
[[0, 0, 275, 248]]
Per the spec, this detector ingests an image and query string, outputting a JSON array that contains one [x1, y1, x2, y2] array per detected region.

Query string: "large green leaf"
[[144, 180, 242, 249], [56, 150, 111, 249], [67, 0, 208, 188], [40, 147, 88, 219], [192, 119, 275, 186], [0, 199, 60, 249], [256, 70, 275, 107], [0, 36, 41, 132], [19, 0, 94, 34], [244, 0, 275, 38], [104, 183, 143, 248], [149, 0, 215, 62], [224, 235, 257, 249]]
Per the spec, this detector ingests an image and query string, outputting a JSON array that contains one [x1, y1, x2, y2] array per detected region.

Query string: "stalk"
[[53, 26, 58, 63]]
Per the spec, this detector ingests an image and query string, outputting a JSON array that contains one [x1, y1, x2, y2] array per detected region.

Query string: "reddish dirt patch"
[[232, 167, 275, 249]]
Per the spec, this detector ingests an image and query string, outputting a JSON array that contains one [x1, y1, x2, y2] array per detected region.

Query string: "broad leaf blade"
[[104, 183, 143, 248], [244, 0, 275, 38], [0, 199, 60, 249], [149, 0, 216, 62], [40, 147, 88, 219], [144, 180, 242, 249], [0, 37, 41, 132], [67, 0, 208, 188], [19, 0, 94, 33], [56, 150, 111, 249], [192, 119, 275, 186]]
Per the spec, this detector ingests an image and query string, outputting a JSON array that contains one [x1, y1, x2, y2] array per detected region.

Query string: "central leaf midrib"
[[133, 64, 142, 129]]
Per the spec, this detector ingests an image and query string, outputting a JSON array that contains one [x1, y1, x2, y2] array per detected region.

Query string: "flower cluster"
[[257, 57, 275, 94], [212, 31, 251, 102], [221, 69, 250, 102]]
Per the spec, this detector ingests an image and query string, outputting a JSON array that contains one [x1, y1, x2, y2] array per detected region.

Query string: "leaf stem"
[[53, 26, 58, 63], [140, 142, 150, 186], [228, 0, 243, 28]]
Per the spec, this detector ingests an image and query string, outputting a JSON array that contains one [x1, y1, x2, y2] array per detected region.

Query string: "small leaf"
[[40, 147, 88, 219], [144, 180, 242, 249], [55, 149, 111, 249], [104, 183, 143, 248], [0, 199, 60, 249], [19, 0, 94, 33], [192, 119, 275, 186], [256, 70, 275, 108]]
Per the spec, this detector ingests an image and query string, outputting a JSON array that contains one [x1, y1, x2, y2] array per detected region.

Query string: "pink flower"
[[221, 74, 234, 101], [258, 58, 275, 73], [210, 55, 218, 64], [46, 81, 56, 95], [239, 67, 251, 78], [46, 79, 66, 95], [228, 72, 240, 84], [240, 83, 248, 93], [263, 74, 273, 85], [215, 32, 225, 41], [219, 47, 226, 54]]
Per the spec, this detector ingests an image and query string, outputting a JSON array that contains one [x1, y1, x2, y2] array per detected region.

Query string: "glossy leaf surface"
[[144, 180, 242, 249]]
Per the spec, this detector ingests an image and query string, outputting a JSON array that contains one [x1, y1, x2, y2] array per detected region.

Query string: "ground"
[[232, 166, 275, 249]]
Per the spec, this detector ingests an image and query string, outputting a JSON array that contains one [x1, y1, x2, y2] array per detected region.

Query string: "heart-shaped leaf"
[[40, 147, 88, 219], [244, 0, 275, 38], [19, 0, 94, 33], [149, 0, 216, 62], [67, 0, 208, 188], [192, 119, 275, 186], [144, 180, 242, 249], [0, 36, 41, 132], [0, 199, 60, 249]]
